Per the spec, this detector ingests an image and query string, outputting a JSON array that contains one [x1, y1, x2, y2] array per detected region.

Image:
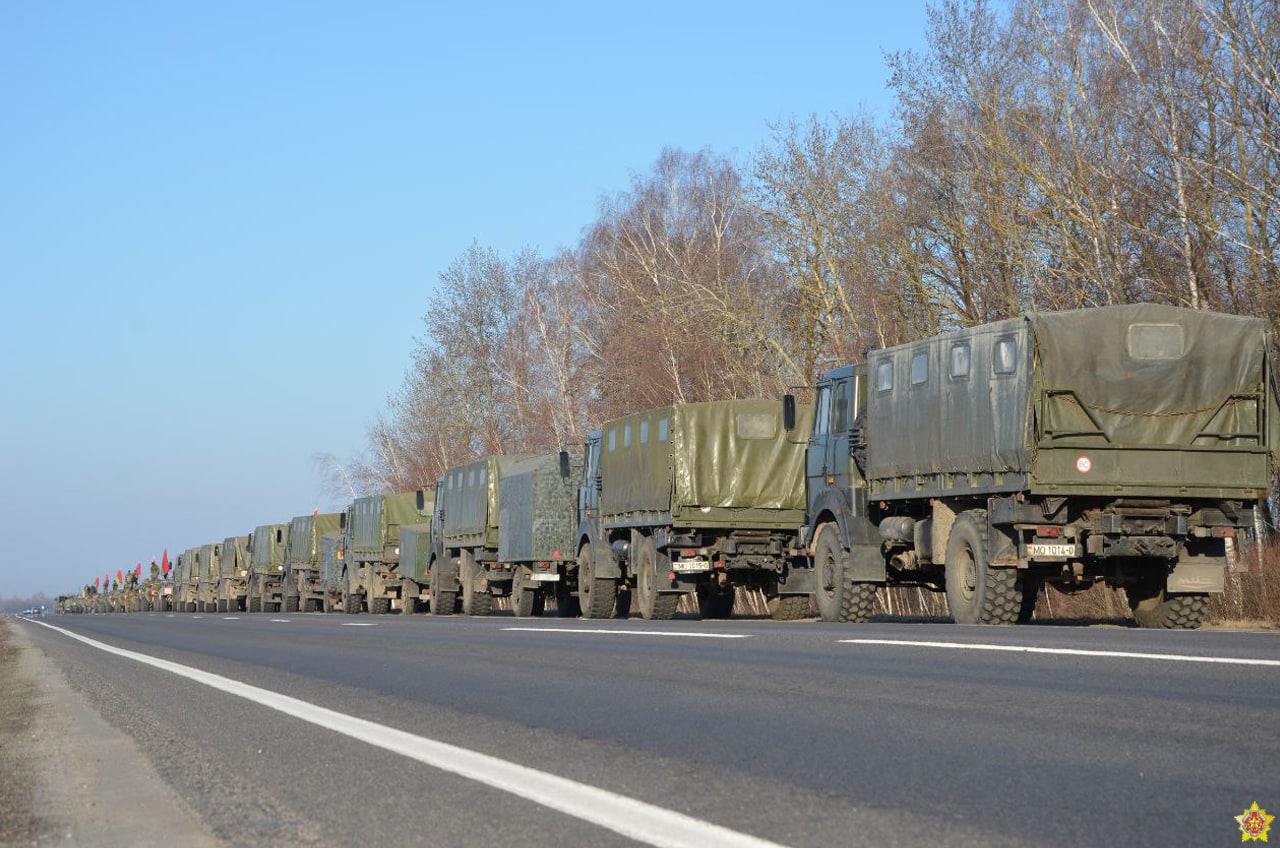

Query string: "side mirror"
[[559, 450, 571, 479], [416, 488, 426, 511], [783, 394, 797, 432]]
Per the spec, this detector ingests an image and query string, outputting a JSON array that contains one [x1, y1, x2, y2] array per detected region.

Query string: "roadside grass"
[[0, 619, 44, 843]]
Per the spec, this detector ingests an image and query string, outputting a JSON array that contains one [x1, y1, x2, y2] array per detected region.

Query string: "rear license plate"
[[1027, 543, 1076, 558], [530, 572, 560, 582], [672, 559, 711, 573]]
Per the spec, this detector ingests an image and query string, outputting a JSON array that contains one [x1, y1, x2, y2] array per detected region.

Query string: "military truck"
[[428, 455, 533, 616], [173, 549, 199, 612], [341, 492, 419, 614], [398, 490, 436, 614], [572, 400, 815, 620], [318, 531, 346, 612], [499, 452, 584, 617], [246, 523, 290, 613], [217, 536, 250, 612], [282, 512, 343, 612], [787, 304, 1277, 629], [194, 542, 223, 613]]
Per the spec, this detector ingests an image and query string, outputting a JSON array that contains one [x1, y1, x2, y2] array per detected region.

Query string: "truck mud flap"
[[848, 543, 887, 583], [1167, 557, 1225, 594]]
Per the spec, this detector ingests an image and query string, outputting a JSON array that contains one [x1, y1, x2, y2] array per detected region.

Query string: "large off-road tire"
[[401, 580, 420, 615], [342, 592, 363, 615], [768, 594, 810, 621], [429, 559, 456, 616], [634, 535, 679, 621], [945, 510, 1020, 625], [1126, 578, 1208, 629], [511, 566, 538, 617], [248, 596, 261, 613], [814, 523, 849, 621], [460, 552, 493, 617], [696, 582, 735, 619], [284, 595, 300, 613], [577, 544, 617, 619], [369, 596, 391, 615]]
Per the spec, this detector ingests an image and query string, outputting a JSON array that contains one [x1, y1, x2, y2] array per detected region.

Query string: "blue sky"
[[0, 1, 928, 598]]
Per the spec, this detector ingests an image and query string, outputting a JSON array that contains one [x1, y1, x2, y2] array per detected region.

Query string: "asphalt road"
[[20, 612, 1280, 848]]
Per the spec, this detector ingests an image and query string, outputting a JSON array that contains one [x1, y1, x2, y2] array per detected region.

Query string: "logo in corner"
[[1237, 802, 1274, 842]]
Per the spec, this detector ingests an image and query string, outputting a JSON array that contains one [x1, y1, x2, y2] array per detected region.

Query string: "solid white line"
[[30, 620, 782, 848], [503, 627, 750, 639], [838, 638, 1280, 667]]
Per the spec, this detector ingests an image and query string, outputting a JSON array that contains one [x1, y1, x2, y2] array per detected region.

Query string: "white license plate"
[[163, 587, 173, 595], [672, 559, 711, 573], [1027, 543, 1076, 558], [530, 573, 560, 582]]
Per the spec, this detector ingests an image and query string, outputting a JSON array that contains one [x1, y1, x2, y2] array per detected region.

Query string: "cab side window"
[[814, 385, 832, 436], [832, 379, 851, 432]]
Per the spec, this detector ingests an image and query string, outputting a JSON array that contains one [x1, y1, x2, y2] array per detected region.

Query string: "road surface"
[[16, 613, 1280, 847]]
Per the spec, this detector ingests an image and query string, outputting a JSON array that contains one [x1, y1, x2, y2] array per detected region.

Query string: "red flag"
[[117, 568, 124, 584], [161, 549, 170, 575], [135, 563, 142, 576], [95, 576, 100, 588]]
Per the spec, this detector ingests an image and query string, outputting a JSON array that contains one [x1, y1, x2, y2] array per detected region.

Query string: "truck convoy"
[[70, 306, 1276, 629]]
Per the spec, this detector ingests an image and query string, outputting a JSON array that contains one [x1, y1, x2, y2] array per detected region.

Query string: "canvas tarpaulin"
[[1031, 304, 1274, 449]]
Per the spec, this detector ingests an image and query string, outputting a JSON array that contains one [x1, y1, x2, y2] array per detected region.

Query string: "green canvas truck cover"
[[439, 455, 534, 549], [250, 524, 289, 574], [498, 452, 582, 563], [350, 492, 420, 559], [600, 399, 813, 524], [219, 536, 250, 578], [286, 512, 343, 569], [198, 543, 222, 580], [319, 532, 345, 588], [1032, 304, 1276, 449]]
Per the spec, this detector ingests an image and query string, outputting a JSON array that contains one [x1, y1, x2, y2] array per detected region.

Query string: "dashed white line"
[[340, 622, 379, 627], [30, 620, 783, 848], [223, 616, 240, 620], [270, 619, 291, 623], [838, 638, 1280, 667], [503, 628, 750, 639]]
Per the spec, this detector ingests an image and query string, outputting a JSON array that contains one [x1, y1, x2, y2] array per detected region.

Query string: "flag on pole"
[[161, 549, 170, 575], [117, 568, 124, 584], [95, 576, 100, 588], [135, 563, 142, 577]]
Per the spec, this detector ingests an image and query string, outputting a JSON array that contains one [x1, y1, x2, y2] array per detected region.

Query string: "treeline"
[[339, 0, 1279, 494]]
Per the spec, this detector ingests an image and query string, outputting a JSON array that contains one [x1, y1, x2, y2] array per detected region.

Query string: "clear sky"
[[0, 1, 928, 598]]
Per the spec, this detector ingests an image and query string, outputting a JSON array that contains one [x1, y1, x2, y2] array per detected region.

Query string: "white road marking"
[[31, 620, 783, 848], [340, 622, 379, 627], [503, 627, 750, 639], [270, 619, 290, 623], [223, 617, 240, 620], [839, 638, 1280, 667]]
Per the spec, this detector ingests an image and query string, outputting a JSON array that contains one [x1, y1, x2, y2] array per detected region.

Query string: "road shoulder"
[[3, 619, 221, 848]]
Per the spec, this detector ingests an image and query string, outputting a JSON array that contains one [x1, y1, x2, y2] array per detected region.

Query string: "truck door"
[[828, 376, 855, 490], [580, 433, 601, 521], [807, 381, 833, 517]]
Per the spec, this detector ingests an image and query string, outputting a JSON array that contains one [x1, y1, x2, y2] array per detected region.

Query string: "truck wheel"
[[814, 523, 848, 622], [578, 544, 617, 619], [342, 593, 363, 615], [369, 596, 391, 615], [945, 510, 1020, 625], [635, 536, 678, 620], [1126, 580, 1208, 629], [461, 552, 493, 616], [696, 583, 735, 619], [768, 594, 810, 621], [248, 596, 260, 613], [429, 559, 456, 616], [512, 567, 537, 617], [284, 595, 300, 613]]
